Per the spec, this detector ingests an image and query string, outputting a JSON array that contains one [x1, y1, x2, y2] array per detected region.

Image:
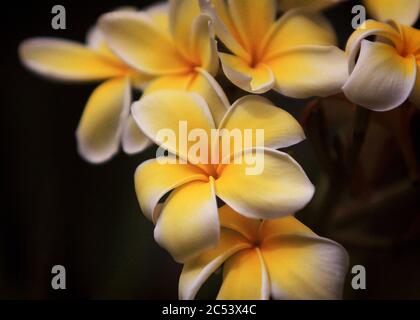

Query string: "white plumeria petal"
[[343, 40, 417, 111]]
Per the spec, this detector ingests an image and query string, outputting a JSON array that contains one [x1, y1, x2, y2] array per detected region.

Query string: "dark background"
[[1, 0, 419, 299]]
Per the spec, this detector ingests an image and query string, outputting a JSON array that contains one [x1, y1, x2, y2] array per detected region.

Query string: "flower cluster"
[[19, 0, 419, 300]]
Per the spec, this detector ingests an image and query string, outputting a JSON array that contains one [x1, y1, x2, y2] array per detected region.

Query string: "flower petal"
[[87, 27, 154, 89], [86, 25, 117, 59], [155, 179, 219, 262], [199, 0, 250, 59], [343, 40, 417, 111], [219, 95, 305, 150], [267, 45, 348, 98], [122, 114, 152, 155], [86, 18, 155, 88], [132, 90, 216, 166], [259, 215, 314, 241], [400, 24, 420, 57], [87, 6, 139, 55], [278, 0, 345, 11], [261, 218, 349, 299], [145, 1, 170, 32], [345, 20, 403, 73], [215, 148, 315, 219], [219, 53, 275, 93], [19, 38, 127, 81], [189, 15, 219, 75], [86, 20, 154, 89], [134, 158, 208, 221], [225, 0, 277, 54], [143, 70, 228, 126], [143, 73, 194, 94], [262, 9, 337, 60], [217, 248, 270, 300], [218, 205, 260, 241], [169, 0, 201, 58], [99, 11, 189, 75], [129, 72, 155, 91], [179, 229, 251, 300], [76, 77, 130, 163], [188, 69, 230, 126], [169, 0, 205, 60], [364, 0, 420, 26]]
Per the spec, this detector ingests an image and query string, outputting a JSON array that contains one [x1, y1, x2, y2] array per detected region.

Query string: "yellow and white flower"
[[133, 89, 314, 262], [99, 0, 228, 126], [200, 0, 348, 97], [19, 9, 155, 163], [179, 205, 349, 300], [343, 20, 420, 111]]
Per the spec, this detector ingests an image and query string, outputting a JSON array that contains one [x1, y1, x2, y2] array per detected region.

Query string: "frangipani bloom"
[[19, 10, 155, 163], [133, 89, 314, 262], [179, 205, 349, 300], [200, 0, 348, 97], [99, 0, 227, 125], [343, 20, 420, 111]]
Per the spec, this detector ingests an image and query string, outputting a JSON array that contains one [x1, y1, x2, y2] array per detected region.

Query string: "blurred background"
[[1, 0, 419, 299]]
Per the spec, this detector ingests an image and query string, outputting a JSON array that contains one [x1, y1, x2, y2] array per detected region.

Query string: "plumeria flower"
[[19, 8, 156, 163], [179, 205, 349, 300], [98, 0, 228, 126], [200, 0, 348, 97], [343, 20, 420, 111], [133, 89, 315, 262]]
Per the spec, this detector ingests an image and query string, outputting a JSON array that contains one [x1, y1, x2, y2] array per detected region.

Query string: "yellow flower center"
[[398, 25, 420, 59], [243, 221, 266, 249]]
